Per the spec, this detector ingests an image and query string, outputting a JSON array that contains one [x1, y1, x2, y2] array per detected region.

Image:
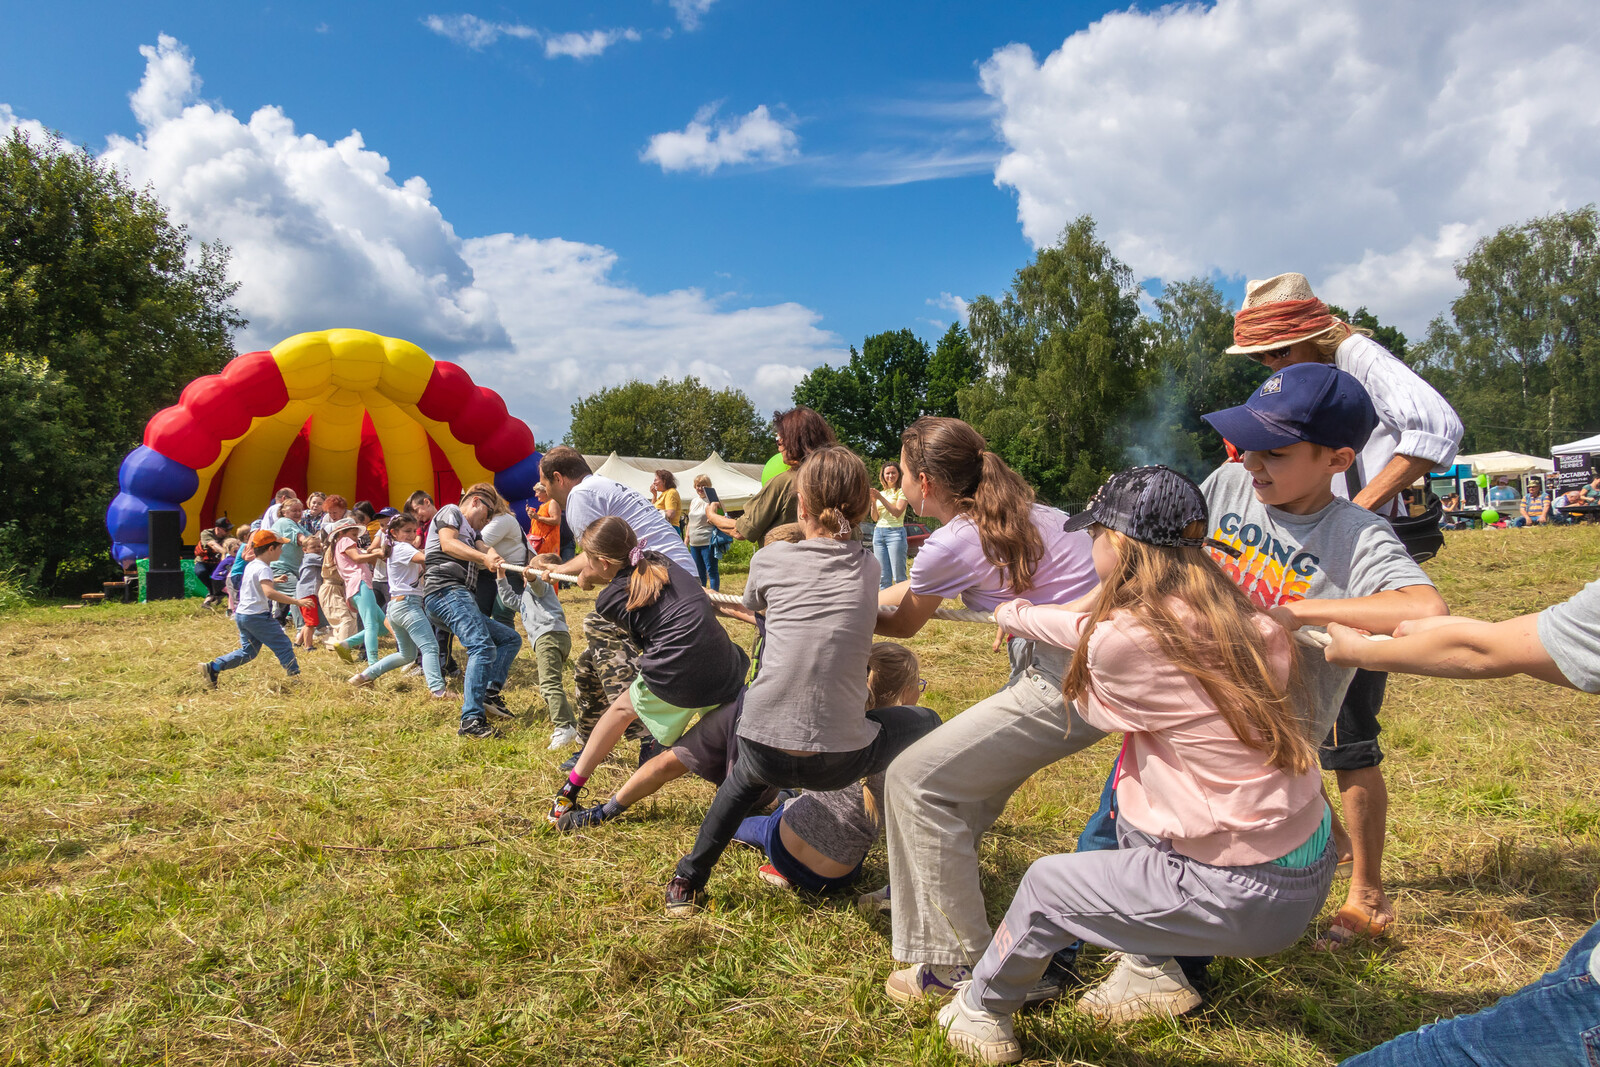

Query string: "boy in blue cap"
[[1059, 363, 1449, 1025]]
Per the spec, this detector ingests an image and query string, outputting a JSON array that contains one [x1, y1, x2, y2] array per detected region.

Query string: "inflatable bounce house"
[[105, 329, 541, 566]]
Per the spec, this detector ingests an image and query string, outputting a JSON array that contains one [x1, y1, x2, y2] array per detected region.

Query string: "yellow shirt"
[[655, 487, 683, 523], [875, 487, 907, 528]]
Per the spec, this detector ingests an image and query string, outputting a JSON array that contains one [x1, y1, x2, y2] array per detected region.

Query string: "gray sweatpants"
[[969, 820, 1336, 1014], [885, 640, 1109, 967]]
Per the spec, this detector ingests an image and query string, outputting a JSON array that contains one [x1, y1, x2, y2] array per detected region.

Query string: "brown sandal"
[[1314, 905, 1393, 950]]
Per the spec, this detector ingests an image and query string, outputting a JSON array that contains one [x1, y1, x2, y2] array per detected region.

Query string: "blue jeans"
[[873, 525, 908, 589], [425, 585, 521, 727], [1342, 920, 1600, 1066], [733, 808, 864, 894], [689, 543, 720, 590], [211, 611, 299, 676], [367, 595, 444, 691], [338, 582, 386, 662]]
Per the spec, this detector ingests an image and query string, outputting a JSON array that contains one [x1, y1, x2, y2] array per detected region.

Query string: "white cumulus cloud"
[[642, 103, 799, 174], [928, 292, 969, 323], [544, 28, 641, 60], [422, 14, 537, 50], [979, 0, 1600, 335], [670, 0, 718, 31], [0, 103, 52, 146], [48, 36, 841, 436]]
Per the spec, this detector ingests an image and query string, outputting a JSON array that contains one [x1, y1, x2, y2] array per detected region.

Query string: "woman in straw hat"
[[1228, 273, 1463, 949]]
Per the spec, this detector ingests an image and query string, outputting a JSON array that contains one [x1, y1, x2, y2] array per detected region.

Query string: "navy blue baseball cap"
[[1202, 363, 1377, 452]]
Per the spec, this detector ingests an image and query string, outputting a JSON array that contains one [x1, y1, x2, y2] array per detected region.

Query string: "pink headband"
[[629, 537, 647, 566]]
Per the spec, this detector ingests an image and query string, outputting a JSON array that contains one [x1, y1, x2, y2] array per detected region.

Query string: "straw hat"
[[1225, 273, 1342, 355]]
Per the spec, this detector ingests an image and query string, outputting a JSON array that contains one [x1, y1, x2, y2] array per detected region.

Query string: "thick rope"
[[530, 568, 1378, 648]]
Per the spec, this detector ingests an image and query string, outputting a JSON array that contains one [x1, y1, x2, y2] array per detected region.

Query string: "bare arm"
[[1324, 616, 1573, 688], [707, 510, 738, 534], [258, 578, 313, 608], [1352, 453, 1436, 512], [1271, 584, 1448, 636], [871, 489, 909, 518], [438, 525, 502, 571], [875, 582, 943, 639]]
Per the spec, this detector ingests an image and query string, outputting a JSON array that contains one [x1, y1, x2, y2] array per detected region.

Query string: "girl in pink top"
[[933, 466, 1335, 1065], [325, 518, 388, 669]]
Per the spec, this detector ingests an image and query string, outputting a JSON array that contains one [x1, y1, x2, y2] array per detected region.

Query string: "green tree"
[[1414, 205, 1600, 454], [924, 322, 981, 419], [566, 376, 774, 462], [1328, 304, 1409, 362], [0, 131, 244, 592], [1134, 277, 1265, 478], [960, 216, 1150, 501], [792, 328, 932, 458]]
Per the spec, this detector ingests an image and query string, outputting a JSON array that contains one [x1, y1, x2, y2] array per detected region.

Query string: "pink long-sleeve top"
[[994, 598, 1326, 866]]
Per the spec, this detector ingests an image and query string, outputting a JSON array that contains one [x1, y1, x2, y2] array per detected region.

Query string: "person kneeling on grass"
[[547, 516, 749, 824], [933, 466, 1335, 1065], [198, 529, 316, 688], [1322, 582, 1600, 1067]]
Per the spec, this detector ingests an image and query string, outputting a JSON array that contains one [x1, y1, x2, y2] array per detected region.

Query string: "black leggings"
[[674, 704, 942, 889]]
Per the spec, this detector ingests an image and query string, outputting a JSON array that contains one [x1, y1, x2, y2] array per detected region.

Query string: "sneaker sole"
[[1076, 987, 1202, 1023], [886, 977, 956, 1007], [197, 663, 216, 689], [664, 898, 702, 917], [943, 1029, 1023, 1065], [756, 868, 791, 889]]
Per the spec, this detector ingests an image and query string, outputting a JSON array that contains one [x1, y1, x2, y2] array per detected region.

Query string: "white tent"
[[678, 452, 764, 511], [1553, 433, 1600, 455], [1459, 450, 1554, 477], [591, 452, 658, 498]]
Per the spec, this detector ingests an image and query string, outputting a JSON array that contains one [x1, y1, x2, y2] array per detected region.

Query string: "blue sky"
[[4, 1, 1598, 440]]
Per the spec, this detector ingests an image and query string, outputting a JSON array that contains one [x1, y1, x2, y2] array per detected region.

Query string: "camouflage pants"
[[573, 612, 648, 744]]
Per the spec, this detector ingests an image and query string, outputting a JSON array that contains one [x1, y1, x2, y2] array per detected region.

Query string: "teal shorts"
[[630, 674, 718, 745]]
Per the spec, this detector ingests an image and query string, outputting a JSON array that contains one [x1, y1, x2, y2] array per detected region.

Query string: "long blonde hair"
[[1063, 524, 1313, 774]]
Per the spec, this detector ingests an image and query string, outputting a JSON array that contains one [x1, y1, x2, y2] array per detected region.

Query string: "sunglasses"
[[1248, 346, 1291, 364], [918, 678, 928, 694]]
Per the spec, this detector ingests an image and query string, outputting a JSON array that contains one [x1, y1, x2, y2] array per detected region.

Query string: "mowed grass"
[[3, 527, 1600, 1066]]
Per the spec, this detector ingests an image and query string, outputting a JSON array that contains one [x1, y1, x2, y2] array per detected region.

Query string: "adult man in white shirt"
[[536, 446, 694, 768]]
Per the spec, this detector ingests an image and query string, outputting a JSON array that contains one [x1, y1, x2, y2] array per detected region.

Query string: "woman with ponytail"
[[546, 516, 749, 825], [664, 446, 943, 916], [873, 416, 1102, 1008]]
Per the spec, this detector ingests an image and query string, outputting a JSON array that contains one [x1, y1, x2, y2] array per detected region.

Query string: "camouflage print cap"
[[1063, 465, 1237, 555]]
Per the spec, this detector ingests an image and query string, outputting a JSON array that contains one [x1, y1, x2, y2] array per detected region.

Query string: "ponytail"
[[797, 445, 871, 540], [579, 515, 672, 610], [626, 552, 672, 611], [901, 418, 1044, 593]]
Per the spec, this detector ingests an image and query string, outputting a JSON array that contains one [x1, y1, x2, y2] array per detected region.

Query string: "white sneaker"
[[1076, 954, 1201, 1023], [857, 883, 891, 918], [548, 725, 578, 750], [937, 984, 1022, 1064], [886, 963, 972, 1005]]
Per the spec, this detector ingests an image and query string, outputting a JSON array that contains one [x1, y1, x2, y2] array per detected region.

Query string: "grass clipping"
[[3, 524, 1599, 1065]]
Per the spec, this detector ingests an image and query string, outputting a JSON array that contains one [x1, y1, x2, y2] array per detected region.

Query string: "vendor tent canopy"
[[591, 452, 659, 497], [677, 453, 763, 510], [1553, 433, 1600, 455], [580, 452, 766, 510], [1459, 451, 1554, 476]]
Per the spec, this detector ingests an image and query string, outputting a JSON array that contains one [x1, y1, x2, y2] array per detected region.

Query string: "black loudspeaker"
[[146, 510, 185, 601]]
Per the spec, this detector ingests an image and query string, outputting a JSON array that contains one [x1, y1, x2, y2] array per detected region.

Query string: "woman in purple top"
[[874, 416, 1103, 1008]]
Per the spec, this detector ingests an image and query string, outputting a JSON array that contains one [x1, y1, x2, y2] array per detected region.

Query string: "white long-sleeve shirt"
[[1333, 333, 1464, 518]]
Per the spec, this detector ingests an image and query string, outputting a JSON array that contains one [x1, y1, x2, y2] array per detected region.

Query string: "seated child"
[[547, 517, 749, 824], [934, 466, 1334, 1065], [731, 642, 939, 894]]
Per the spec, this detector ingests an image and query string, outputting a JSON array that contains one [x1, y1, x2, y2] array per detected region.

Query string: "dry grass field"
[[3, 525, 1599, 1065]]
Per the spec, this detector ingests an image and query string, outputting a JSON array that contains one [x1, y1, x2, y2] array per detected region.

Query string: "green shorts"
[[629, 674, 718, 745]]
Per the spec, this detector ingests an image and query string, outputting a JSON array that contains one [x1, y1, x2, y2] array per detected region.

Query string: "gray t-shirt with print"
[[1538, 577, 1600, 693], [1200, 463, 1435, 737]]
